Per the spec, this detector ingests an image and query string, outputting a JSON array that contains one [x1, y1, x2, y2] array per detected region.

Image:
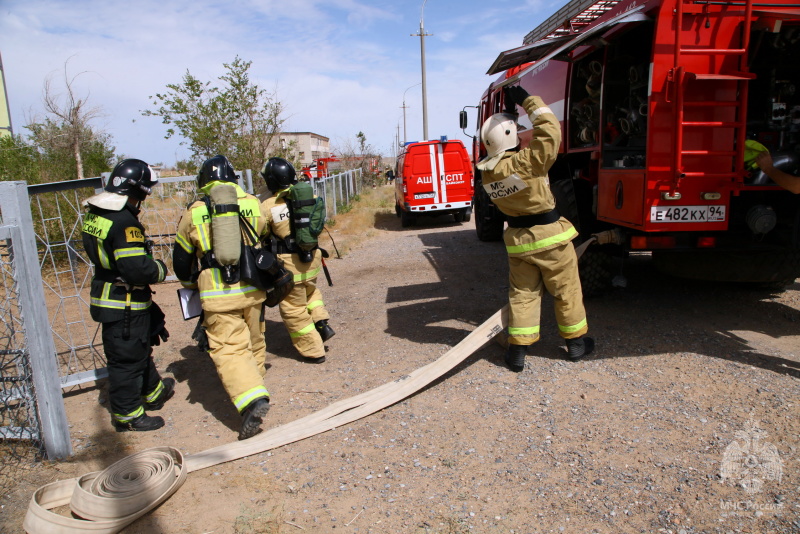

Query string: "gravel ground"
[[4, 191, 800, 534]]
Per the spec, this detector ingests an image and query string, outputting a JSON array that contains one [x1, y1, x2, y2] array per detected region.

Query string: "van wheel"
[[453, 209, 471, 224], [400, 210, 416, 228]]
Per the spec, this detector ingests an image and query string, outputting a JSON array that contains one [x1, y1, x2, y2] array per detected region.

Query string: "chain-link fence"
[[311, 168, 363, 219], [0, 181, 72, 481], [0, 224, 43, 495]]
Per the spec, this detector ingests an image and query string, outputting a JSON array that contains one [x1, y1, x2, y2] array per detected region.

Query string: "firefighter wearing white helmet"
[[82, 159, 174, 432], [259, 157, 334, 363], [172, 155, 273, 440], [477, 86, 594, 372]]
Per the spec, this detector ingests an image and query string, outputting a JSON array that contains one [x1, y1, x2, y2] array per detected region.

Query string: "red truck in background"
[[394, 139, 474, 227], [461, 0, 800, 294]]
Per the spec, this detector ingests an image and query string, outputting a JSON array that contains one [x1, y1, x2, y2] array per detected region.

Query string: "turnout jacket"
[[261, 190, 325, 282], [82, 201, 166, 322], [478, 95, 578, 257], [173, 182, 270, 313]]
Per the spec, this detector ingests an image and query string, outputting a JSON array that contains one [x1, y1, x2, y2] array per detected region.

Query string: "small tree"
[[30, 59, 109, 181], [335, 132, 381, 187], [143, 56, 286, 173], [27, 119, 114, 181], [0, 134, 42, 183]]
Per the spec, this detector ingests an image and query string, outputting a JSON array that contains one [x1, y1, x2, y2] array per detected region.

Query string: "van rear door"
[[439, 141, 473, 204]]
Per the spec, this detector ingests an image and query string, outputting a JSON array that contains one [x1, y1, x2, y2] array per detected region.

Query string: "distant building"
[[273, 132, 330, 168], [0, 52, 13, 137]]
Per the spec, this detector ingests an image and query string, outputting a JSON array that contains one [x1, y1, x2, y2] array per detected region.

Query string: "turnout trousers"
[[278, 251, 330, 358], [102, 313, 163, 423], [507, 241, 589, 346], [203, 302, 270, 413]]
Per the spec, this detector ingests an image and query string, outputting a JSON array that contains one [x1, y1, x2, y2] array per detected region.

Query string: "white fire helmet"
[[477, 113, 519, 170]]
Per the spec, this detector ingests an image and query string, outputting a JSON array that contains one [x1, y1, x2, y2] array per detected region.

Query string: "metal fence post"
[[245, 169, 253, 194], [1, 182, 72, 459]]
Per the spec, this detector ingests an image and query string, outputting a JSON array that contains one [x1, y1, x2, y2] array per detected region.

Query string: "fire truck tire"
[[578, 247, 614, 298], [551, 178, 581, 230], [474, 193, 504, 241], [400, 210, 416, 228], [395, 204, 401, 218], [652, 249, 800, 286]]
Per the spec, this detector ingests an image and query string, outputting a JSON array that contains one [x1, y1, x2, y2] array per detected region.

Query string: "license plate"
[[414, 192, 435, 199], [650, 205, 726, 223]]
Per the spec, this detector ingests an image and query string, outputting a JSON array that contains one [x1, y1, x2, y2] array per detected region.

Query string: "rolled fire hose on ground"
[[23, 447, 186, 534], [23, 229, 615, 532]]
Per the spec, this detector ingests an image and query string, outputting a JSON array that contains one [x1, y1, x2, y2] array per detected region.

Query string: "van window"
[[443, 151, 464, 172], [411, 153, 432, 175]]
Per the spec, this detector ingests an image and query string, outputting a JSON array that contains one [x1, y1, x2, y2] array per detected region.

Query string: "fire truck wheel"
[[453, 209, 471, 223], [474, 191, 504, 241], [395, 204, 401, 218], [400, 210, 416, 228], [578, 248, 614, 298]]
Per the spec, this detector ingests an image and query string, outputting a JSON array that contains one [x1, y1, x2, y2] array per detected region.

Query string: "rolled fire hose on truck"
[[23, 230, 617, 533]]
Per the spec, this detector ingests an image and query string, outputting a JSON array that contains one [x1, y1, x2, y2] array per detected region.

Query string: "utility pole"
[[412, 0, 432, 141], [402, 82, 421, 146]]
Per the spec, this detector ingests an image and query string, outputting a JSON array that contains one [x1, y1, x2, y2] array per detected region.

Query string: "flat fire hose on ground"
[[24, 231, 612, 533], [23, 306, 509, 533]]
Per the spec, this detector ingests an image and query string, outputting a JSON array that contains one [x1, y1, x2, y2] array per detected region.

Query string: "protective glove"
[[192, 313, 210, 352], [149, 302, 169, 346], [150, 324, 170, 346], [155, 259, 167, 282], [505, 85, 530, 107]]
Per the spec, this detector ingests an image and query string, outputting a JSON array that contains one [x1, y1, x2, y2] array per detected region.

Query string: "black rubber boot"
[[239, 397, 271, 440], [566, 336, 595, 361], [315, 320, 336, 342], [504, 344, 527, 373], [302, 355, 326, 364], [145, 377, 175, 411], [113, 413, 165, 432]]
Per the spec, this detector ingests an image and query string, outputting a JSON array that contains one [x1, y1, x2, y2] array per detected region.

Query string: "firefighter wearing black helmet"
[[173, 155, 273, 440], [259, 157, 334, 363], [81, 158, 174, 432]]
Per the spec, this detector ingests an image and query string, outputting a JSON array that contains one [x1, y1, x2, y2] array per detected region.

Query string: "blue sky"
[[0, 0, 558, 168]]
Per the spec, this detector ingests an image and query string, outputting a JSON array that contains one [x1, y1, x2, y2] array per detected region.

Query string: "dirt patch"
[[3, 187, 800, 533]]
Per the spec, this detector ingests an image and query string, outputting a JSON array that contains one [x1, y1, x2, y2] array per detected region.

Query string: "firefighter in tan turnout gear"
[[259, 157, 335, 363], [81, 159, 174, 432], [172, 155, 272, 440], [477, 86, 594, 372]]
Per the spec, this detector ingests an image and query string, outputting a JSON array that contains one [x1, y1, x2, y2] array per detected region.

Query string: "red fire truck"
[[461, 0, 800, 293]]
